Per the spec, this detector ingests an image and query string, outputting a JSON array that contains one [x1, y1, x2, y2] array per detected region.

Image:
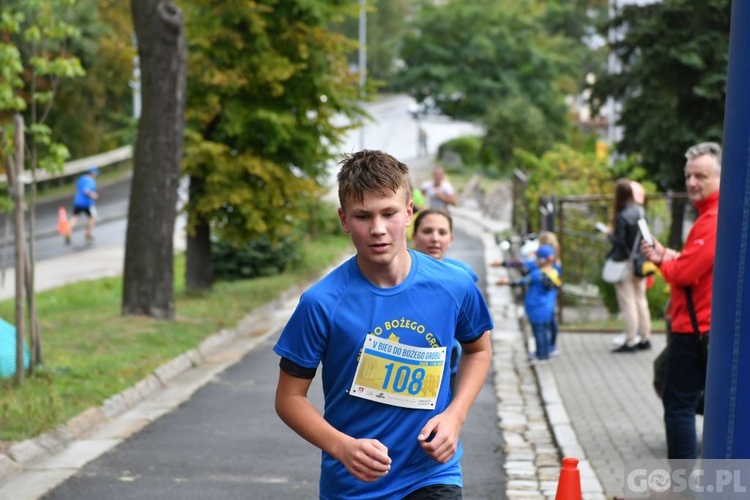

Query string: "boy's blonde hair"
[[538, 231, 560, 257]]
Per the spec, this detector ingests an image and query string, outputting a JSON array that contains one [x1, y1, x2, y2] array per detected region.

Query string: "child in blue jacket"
[[496, 244, 561, 363]]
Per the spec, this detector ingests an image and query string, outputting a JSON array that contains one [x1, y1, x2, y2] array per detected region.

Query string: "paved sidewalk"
[[547, 332, 672, 497]]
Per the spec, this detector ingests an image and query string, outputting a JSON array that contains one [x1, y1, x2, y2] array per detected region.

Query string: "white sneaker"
[[612, 333, 641, 345], [550, 347, 560, 357]]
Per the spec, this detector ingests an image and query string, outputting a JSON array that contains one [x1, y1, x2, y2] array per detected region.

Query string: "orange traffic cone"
[[555, 457, 582, 500], [57, 206, 70, 237]]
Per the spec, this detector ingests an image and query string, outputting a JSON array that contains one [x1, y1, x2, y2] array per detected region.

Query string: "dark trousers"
[[402, 484, 462, 499], [663, 333, 708, 459], [550, 316, 559, 348], [530, 321, 551, 360]]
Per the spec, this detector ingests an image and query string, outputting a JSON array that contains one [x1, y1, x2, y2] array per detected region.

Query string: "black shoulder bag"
[[652, 287, 707, 414], [685, 287, 708, 415]]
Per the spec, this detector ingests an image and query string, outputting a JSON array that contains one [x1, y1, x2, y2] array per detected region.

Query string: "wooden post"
[[12, 114, 25, 385]]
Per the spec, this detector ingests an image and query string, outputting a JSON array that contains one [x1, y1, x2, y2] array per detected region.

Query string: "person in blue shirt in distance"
[[65, 167, 100, 244]]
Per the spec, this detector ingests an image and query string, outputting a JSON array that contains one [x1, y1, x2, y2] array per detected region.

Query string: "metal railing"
[[0, 145, 133, 185]]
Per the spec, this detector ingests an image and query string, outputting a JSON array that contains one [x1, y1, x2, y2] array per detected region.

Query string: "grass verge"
[[560, 318, 667, 332], [0, 234, 353, 442]]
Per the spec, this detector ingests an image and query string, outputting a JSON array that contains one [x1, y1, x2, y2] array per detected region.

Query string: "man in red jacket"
[[641, 142, 721, 459]]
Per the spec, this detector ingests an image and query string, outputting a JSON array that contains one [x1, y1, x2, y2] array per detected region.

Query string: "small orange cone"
[[555, 457, 582, 500], [57, 206, 70, 236]]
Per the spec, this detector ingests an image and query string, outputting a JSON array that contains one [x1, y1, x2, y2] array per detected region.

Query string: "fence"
[[0, 145, 133, 186]]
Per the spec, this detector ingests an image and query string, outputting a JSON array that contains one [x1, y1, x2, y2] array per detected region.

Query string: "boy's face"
[[338, 186, 413, 268]]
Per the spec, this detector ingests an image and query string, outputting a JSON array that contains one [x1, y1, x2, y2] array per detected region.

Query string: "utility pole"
[[358, 0, 366, 150], [606, 0, 621, 151], [131, 32, 142, 121]]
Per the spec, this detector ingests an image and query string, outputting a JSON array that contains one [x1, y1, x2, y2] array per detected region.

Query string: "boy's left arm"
[[417, 331, 492, 463]]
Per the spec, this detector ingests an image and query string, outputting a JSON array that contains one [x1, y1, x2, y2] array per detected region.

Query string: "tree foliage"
[[180, 0, 365, 290], [1, 1, 134, 160], [518, 143, 611, 209], [589, 0, 730, 192], [396, 0, 602, 168], [50, 0, 136, 156], [0, 0, 86, 173]]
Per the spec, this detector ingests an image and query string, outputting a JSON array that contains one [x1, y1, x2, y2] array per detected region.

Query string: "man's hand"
[[338, 438, 391, 482], [641, 238, 665, 263], [417, 412, 461, 463]]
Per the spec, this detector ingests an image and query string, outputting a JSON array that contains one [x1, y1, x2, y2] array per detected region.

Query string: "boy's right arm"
[[275, 369, 392, 482]]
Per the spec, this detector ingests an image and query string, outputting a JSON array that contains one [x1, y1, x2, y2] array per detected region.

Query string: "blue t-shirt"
[[73, 174, 97, 208], [274, 250, 494, 499], [444, 257, 479, 284], [443, 257, 479, 375]]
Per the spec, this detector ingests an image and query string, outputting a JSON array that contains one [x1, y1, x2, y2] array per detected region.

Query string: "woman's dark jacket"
[[606, 203, 644, 262]]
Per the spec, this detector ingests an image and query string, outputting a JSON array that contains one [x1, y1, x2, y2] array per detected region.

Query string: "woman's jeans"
[[663, 332, 708, 459]]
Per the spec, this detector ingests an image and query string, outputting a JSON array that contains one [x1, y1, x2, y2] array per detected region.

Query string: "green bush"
[[438, 136, 483, 166], [211, 200, 345, 281], [597, 278, 619, 316], [646, 273, 669, 320], [297, 199, 343, 238], [211, 235, 301, 281]]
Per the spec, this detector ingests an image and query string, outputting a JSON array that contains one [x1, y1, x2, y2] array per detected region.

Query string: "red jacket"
[[660, 191, 719, 335]]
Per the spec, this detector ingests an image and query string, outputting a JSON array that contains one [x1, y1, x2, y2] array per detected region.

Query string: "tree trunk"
[[24, 250, 41, 369], [11, 115, 26, 385], [123, 0, 186, 319], [28, 67, 41, 369], [185, 174, 213, 291]]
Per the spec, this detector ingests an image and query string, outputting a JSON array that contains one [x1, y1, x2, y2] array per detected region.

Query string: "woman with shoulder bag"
[[606, 179, 652, 353]]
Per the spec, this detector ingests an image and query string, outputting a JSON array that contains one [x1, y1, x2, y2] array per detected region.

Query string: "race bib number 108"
[[349, 334, 446, 409]]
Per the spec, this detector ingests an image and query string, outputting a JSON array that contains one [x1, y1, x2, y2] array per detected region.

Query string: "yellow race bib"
[[349, 334, 446, 409]]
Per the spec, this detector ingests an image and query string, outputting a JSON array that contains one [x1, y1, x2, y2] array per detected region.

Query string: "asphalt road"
[[0, 177, 132, 267], [40, 226, 506, 500]]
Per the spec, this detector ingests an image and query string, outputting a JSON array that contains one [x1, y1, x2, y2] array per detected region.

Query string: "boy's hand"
[[339, 438, 391, 482], [495, 276, 509, 286], [417, 413, 460, 463]]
